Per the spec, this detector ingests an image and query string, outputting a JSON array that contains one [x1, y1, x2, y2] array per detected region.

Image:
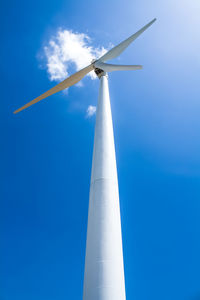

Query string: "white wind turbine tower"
[[14, 18, 156, 300]]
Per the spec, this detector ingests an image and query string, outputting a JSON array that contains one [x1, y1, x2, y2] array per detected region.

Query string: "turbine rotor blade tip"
[[13, 64, 93, 114], [99, 18, 157, 62]]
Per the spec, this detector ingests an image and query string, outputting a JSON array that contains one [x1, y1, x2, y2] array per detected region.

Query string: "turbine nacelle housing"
[[94, 67, 106, 78]]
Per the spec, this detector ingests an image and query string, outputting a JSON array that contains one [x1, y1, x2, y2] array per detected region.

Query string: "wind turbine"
[[14, 18, 156, 300]]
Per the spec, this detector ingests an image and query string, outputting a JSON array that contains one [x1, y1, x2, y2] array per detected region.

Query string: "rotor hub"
[[94, 67, 106, 78]]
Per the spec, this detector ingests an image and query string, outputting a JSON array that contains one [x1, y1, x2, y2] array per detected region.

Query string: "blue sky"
[[1, 0, 200, 299]]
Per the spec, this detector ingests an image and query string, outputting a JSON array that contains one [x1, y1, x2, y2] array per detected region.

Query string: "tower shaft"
[[83, 74, 126, 300]]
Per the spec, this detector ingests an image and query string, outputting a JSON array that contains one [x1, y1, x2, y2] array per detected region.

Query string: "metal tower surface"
[[83, 74, 126, 300]]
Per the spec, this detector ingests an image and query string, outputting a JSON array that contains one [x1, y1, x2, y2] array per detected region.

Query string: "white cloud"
[[44, 29, 107, 82], [86, 105, 96, 118]]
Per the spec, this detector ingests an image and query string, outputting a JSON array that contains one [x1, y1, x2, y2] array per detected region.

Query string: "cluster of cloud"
[[86, 105, 96, 118], [44, 29, 107, 81], [43, 29, 108, 117]]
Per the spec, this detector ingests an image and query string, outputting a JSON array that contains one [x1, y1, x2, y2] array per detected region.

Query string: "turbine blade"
[[94, 61, 142, 72], [99, 18, 156, 62], [14, 64, 93, 114]]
